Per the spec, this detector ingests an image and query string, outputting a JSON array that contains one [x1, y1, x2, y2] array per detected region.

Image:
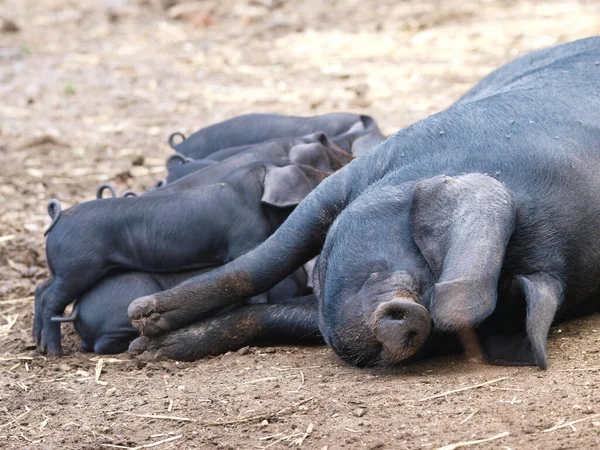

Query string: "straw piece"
[[0, 296, 33, 305], [420, 377, 509, 401], [436, 431, 510, 450], [204, 397, 315, 426], [0, 407, 31, 429], [100, 434, 182, 450], [542, 413, 600, 432]]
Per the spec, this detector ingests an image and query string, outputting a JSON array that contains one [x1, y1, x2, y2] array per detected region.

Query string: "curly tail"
[[96, 183, 117, 199], [165, 152, 192, 168], [168, 131, 186, 149], [50, 302, 80, 323], [44, 199, 62, 236]]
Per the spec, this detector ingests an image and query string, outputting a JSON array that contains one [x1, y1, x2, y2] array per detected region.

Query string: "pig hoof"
[[127, 295, 158, 320], [128, 337, 165, 362], [141, 313, 175, 336], [37, 321, 63, 356], [128, 295, 178, 336], [128, 336, 150, 355]]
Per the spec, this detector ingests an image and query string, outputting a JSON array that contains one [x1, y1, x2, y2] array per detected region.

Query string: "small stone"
[[260, 420, 269, 427], [105, 387, 117, 397], [237, 346, 250, 356], [352, 408, 366, 417], [131, 155, 144, 166], [1, 18, 20, 33]]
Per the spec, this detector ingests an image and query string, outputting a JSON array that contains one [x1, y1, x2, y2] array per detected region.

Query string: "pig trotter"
[[128, 295, 177, 336]]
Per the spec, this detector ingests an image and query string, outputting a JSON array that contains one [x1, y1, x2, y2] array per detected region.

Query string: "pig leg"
[[35, 272, 105, 355], [32, 280, 51, 347], [129, 297, 321, 361]]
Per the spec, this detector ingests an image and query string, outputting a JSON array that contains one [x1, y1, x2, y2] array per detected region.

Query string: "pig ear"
[[261, 164, 328, 208], [289, 143, 332, 172], [517, 273, 561, 368], [482, 273, 561, 369], [410, 173, 516, 330]]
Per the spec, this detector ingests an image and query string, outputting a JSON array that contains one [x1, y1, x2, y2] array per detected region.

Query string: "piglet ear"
[[410, 173, 516, 330], [289, 143, 332, 172], [261, 164, 328, 208]]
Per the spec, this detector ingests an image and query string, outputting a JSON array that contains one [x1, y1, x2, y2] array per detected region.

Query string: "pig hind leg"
[[36, 272, 103, 356]]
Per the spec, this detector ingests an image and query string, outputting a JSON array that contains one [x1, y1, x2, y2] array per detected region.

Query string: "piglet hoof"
[[38, 325, 64, 357]]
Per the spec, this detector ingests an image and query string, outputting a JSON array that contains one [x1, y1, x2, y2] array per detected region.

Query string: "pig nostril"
[[405, 330, 418, 348], [388, 310, 405, 321]]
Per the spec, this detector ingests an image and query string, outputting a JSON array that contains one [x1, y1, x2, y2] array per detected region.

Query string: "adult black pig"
[[127, 37, 600, 369]]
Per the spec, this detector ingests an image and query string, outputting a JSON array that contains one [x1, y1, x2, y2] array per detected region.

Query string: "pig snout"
[[370, 298, 431, 363]]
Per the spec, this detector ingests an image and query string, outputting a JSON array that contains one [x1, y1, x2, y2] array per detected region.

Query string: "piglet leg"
[[35, 274, 102, 356]]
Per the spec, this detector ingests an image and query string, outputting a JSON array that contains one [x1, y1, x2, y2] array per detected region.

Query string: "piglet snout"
[[370, 298, 431, 363]]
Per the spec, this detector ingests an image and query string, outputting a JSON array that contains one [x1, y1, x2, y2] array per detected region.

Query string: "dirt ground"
[[2, 0, 600, 448]]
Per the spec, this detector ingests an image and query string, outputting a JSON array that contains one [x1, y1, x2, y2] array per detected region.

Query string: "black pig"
[[171, 113, 384, 159], [128, 37, 600, 369]]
